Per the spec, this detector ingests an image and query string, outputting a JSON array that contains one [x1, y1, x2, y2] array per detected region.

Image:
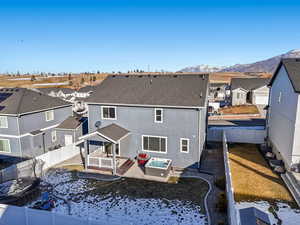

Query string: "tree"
[[92, 76, 96, 82], [80, 77, 85, 84], [68, 74, 72, 80], [69, 80, 73, 86], [31, 75, 36, 82]]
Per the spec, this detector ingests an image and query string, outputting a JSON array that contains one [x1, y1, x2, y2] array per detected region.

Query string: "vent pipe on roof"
[[150, 79, 153, 84]]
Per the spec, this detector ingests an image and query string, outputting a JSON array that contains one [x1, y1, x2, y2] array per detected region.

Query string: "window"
[[278, 92, 282, 103], [237, 93, 240, 99], [45, 110, 54, 121], [0, 139, 10, 153], [101, 106, 116, 120], [51, 130, 57, 142], [0, 116, 8, 128], [154, 108, 163, 123], [180, 138, 189, 153], [142, 135, 167, 153]]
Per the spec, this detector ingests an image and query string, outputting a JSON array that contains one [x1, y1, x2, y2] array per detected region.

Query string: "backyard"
[[24, 168, 209, 225], [229, 143, 300, 224], [219, 105, 259, 115]]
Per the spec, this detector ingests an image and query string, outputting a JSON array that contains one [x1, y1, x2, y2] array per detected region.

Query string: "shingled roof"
[[86, 74, 209, 108], [269, 58, 300, 93], [231, 78, 269, 91], [0, 88, 71, 115]]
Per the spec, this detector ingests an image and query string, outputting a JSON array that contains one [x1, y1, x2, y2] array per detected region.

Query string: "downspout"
[[42, 133, 46, 154], [198, 109, 202, 168]]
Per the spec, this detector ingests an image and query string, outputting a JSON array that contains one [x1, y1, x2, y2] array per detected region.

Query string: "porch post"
[[84, 140, 88, 170], [112, 143, 117, 175]]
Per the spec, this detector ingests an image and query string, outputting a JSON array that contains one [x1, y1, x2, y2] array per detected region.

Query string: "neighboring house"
[[76, 86, 95, 98], [80, 74, 209, 172], [208, 83, 228, 101], [267, 58, 300, 169], [230, 78, 270, 106], [0, 88, 76, 160]]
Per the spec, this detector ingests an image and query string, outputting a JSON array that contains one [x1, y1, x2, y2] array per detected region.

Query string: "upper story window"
[[278, 92, 282, 103], [101, 106, 117, 120], [154, 108, 163, 123], [142, 135, 167, 153], [0, 139, 10, 153], [0, 116, 8, 128], [45, 110, 54, 121], [180, 138, 189, 153]]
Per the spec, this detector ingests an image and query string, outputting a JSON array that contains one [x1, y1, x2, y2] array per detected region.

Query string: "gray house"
[[267, 58, 300, 169], [0, 88, 76, 160], [231, 78, 270, 106], [80, 74, 209, 172]]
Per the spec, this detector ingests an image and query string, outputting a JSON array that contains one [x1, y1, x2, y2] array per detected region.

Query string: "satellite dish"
[[95, 121, 101, 128]]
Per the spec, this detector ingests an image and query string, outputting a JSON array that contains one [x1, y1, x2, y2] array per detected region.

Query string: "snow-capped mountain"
[[179, 64, 227, 73], [179, 49, 300, 73]]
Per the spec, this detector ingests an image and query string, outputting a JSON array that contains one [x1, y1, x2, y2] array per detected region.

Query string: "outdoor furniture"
[[137, 153, 150, 166]]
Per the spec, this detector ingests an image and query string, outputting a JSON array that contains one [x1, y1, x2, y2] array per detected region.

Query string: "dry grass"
[[0, 73, 108, 89], [219, 105, 259, 114], [229, 144, 295, 205]]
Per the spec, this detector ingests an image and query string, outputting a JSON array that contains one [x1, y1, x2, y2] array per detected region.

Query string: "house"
[[267, 58, 300, 169], [79, 74, 209, 174], [0, 88, 78, 160], [208, 83, 229, 101], [239, 207, 271, 225], [230, 78, 270, 106]]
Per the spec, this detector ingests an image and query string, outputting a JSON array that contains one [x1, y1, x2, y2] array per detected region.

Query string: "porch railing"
[[87, 156, 113, 169]]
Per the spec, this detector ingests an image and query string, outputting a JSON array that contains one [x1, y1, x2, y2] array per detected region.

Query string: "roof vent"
[[138, 75, 143, 78], [150, 79, 153, 84], [112, 75, 116, 77], [125, 75, 129, 78], [173, 75, 178, 78], [200, 92, 203, 98], [153, 75, 157, 78]]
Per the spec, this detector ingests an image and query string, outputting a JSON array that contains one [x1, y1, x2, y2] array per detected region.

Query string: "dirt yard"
[[229, 144, 295, 205], [219, 105, 259, 115], [24, 169, 209, 224]]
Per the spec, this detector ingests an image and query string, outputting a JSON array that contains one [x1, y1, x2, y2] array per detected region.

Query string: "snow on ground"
[[236, 201, 300, 225], [28, 170, 207, 225]]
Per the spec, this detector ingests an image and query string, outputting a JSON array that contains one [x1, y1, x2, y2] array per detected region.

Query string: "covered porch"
[[79, 123, 133, 175]]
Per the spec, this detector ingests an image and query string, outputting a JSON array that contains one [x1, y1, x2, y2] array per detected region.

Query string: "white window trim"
[[0, 138, 11, 153], [45, 110, 54, 122], [142, 135, 167, 154], [101, 106, 117, 120], [51, 130, 57, 142], [180, 138, 190, 153], [0, 116, 8, 128], [154, 108, 163, 123]]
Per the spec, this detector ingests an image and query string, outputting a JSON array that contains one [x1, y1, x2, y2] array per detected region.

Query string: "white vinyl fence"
[[0, 144, 81, 183], [208, 126, 266, 144], [87, 156, 113, 169], [223, 132, 240, 225]]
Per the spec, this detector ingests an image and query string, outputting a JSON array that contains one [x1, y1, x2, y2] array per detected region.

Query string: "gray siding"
[[0, 116, 19, 136], [88, 104, 205, 168], [268, 66, 299, 167], [19, 106, 72, 134]]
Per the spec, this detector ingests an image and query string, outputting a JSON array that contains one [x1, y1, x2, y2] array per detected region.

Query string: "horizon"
[[1, 0, 300, 73]]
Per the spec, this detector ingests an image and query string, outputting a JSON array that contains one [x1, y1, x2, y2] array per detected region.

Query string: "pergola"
[[79, 123, 130, 175]]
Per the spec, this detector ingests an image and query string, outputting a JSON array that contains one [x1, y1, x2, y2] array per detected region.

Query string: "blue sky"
[[1, 0, 300, 73]]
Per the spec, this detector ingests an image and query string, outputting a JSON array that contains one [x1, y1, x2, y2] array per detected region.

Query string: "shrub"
[[216, 192, 227, 213], [215, 176, 226, 190]]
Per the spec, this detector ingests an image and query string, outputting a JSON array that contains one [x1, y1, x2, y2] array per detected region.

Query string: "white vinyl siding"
[[101, 106, 117, 120], [142, 135, 167, 153], [0, 116, 8, 128], [51, 130, 57, 142], [180, 138, 189, 153], [0, 139, 10, 153], [154, 108, 163, 123], [45, 110, 54, 121]]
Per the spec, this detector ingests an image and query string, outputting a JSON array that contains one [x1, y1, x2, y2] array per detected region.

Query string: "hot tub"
[[145, 157, 172, 177]]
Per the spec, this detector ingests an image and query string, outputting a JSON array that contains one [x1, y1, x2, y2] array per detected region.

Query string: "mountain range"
[[179, 49, 300, 73]]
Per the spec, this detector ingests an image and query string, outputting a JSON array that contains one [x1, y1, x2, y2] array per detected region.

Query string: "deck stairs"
[[117, 159, 135, 175]]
